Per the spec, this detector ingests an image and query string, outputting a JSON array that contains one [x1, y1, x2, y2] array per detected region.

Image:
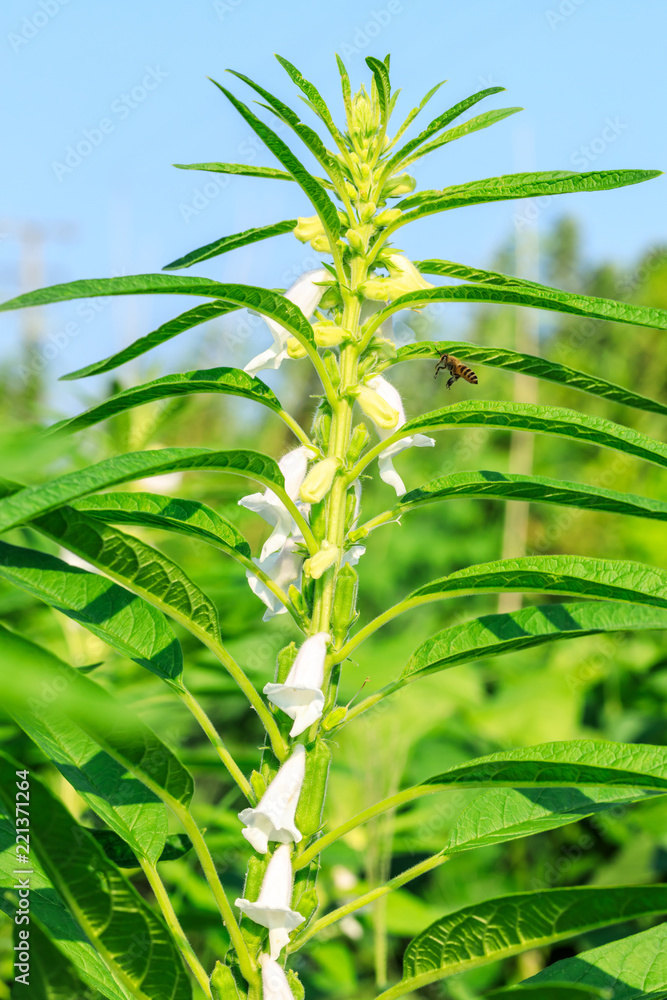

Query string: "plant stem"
[[139, 857, 213, 998], [174, 804, 258, 989], [177, 686, 255, 803], [289, 852, 448, 951]]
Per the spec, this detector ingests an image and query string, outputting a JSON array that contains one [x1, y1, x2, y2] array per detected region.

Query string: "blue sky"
[[1, 0, 665, 412]]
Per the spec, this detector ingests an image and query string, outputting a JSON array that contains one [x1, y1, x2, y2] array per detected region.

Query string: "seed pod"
[[312, 403, 332, 451], [292, 858, 320, 927], [211, 961, 246, 1000], [239, 854, 270, 954], [347, 422, 371, 463], [295, 739, 332, 838], [249, 769, 267, 802], [332, 563, 359, 647], [322, 349, 341, 388], [288, 584, 309, 623], [264, 643, 300, 746]]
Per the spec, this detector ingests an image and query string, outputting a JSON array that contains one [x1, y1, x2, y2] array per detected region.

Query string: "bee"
[[434, 352, 479, 389]]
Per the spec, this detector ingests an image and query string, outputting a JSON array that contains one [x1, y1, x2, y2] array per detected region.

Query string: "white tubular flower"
[[264, 632, 330, 737], [238, 745, 306, 854], [239, 446, 311, 560], [245, 268, 331, 376], [367, 375, 435, 497], [235, 845, 304, 959], [246, 537, 303, 622], [259, 954, 296, 1000]]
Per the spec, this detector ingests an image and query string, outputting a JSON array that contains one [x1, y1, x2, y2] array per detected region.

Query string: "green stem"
[[294, 786, 434, 869], [177, 687, 255, 803], [333, 594, 424, 661], [174, 804, 258, 989], [289, 852, 448, 951], [139, 857, 213, 998], [278, 408, 317, 450]]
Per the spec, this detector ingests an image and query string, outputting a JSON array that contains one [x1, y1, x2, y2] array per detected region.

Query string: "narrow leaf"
[[402, 601, 667, 679], [398, 168, 662, 215], [74, 491, 252, 559], [61, 301, 239, 380], [402, 107, 522, 164], [174, 160, 295, 180], [49, 367, 282, 436], [275, 54, 342, 140], [366, 56, 391, 122], [524, 921, 667, 999], [0, 542, 183, 682], [163, 218, 297, 270], [391, 80, 447, 145], [390, 339, 667, 417], [397, 885, 667, 994], [397, 400, 667, 469], [397, 471, 667, 523], [0, 752, 192, 1000], [0, 447, 283, 534]]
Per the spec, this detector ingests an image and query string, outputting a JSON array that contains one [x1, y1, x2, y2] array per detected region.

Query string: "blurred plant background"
[[1, 212, 666, 998]]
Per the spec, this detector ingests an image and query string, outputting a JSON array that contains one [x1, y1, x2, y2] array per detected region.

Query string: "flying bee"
[[434, 352, 479, 390]]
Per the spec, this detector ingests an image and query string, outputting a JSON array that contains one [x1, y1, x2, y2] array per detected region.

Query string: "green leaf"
[[385, 86, 505, 174], [61, 301, 239, 380], [213, 77, 342, 242], [396, 471, 667, 524], [401, 601, 667, 679], [33, 505, 222, 643], [402, 107, 522, 165], [49, 367, 283, 436], [0, 626, 193, 809], [524, 921, 667, 999], [391, 80, 447, 145], [275, 54, 342, 141], [399, 168, 662, 215], [163, 218, 297, 270], [91, 830, 192, 868], [73, 491, 252, 559], [12, 919, 108, 1000], [397, 400, 667, 469], [389, 339, 667, 417], [174, 160, 295, 180], [0, 277, 316, 352], [408, 554, 667, 610], [335, 54, 352, 118], [0, 752, 192, 1000], [0, 446, 283, 535], [396, 886, 667, 996], [366, 56, 391, 122], [0, 542, 183, 682], [372, 281, 667, 335], [482, 985, 605, 1000]]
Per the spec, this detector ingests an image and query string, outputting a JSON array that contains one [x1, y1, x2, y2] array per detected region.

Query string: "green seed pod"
[[262, 642, 300, 749], [344, 489, 359, 533], [292, 858, 320, 927], [211, 962, 246, 1000], [331, 563, 359, 647], [288, 584, 309, 623], [312, 403, 332, 451], [239, 854, 269, 954], [322, 705, 347, 731], [347, 422, 371, 463], [308, 499, 327, 543], [295, 739, 332, 838], [294, 887, 318, 923], [277, 642, 298, 684], [322, 349, 340, 388]]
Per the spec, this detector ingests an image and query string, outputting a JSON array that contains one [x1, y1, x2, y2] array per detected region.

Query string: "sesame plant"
[[3, 53, 667, 1000]]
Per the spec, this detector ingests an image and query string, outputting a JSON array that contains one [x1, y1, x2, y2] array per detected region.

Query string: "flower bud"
[[299, 457, 340, 503], [383, 173, 417, 197], [286, 338, 308, 360], [322, 706, 348, 731], [304, 542, 340, 579], [310, 235, 331, 253], [294, 215, 325, 243], [313, 323, 347, 348], [346, 228, 364, 252], [360, 201, 377, 222], [322, 350, 341, 388], [375, 208, 402, 226], [347, 422, 371, 463], [355, 384, 400, 429]]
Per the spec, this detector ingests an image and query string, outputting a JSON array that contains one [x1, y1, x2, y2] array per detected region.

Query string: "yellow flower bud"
[[359, 277, 394, 301], [304, 541, 340, 579], [346, 229, 364, 252], [383, 173, 417, 197], [313, 323, 347, 348], [322, 706, 348, 731], [375, 208, 402, 226], [310, 234, 332, 253], [294, 215, 325, 243], [299, 457, 340, 503], [286, 337, 308, 359], [360, 201, 377, 222], [355, 385, 400, 429]]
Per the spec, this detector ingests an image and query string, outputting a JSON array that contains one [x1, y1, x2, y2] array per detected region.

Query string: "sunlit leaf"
[[402, 107, 522, 165], [163, 218, 297, 271]]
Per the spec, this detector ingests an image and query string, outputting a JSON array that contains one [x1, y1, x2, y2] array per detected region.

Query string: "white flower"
[[259, 953, 296, 1000], [236, 845, 304, 959], [367, 375, 435, 496], [246, 537, 304, 622], [245, 268, 331, 376], [238, 745, 306, 854], [239, 446, 311, 560], [264, 632, 329, 737]]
